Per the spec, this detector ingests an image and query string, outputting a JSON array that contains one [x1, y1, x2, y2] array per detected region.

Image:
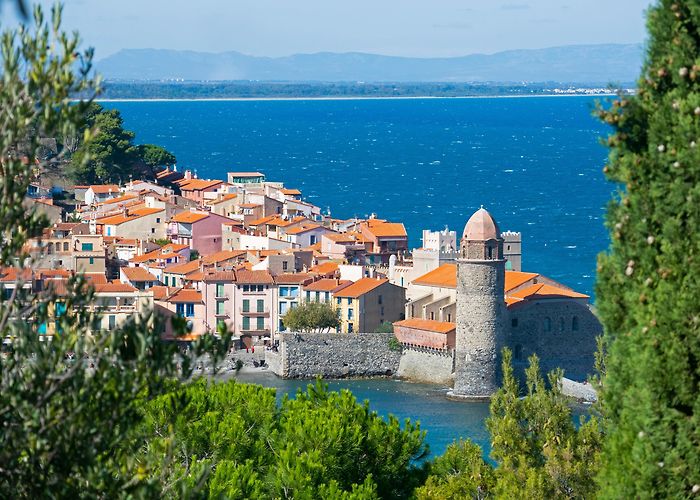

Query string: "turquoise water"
[[106, 96, 613, 297], [231, 371, 491, 459]]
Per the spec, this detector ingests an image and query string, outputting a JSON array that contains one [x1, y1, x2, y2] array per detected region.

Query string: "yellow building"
[[333, 277, 405, 333]]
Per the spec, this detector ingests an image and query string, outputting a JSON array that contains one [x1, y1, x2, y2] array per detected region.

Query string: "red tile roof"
[[275, 273, 314, 285], [164, 259, 201, 275], [94, 281, 138, 293], [121, 266, 158, 282], [310, 261, 339, 275], [504, 271, 539, 292], [235, 270, 274, 284], [88, 184, 119, 194], [508, 283, 589, 301], [412, 264, 457, 288], [171, 211, 209, 223], [363, 221, 407, 238], [394, 318, 456, 334], [178, 179, 224, 191], [167, 288, 203, 303], [334, 278, 388, 298]]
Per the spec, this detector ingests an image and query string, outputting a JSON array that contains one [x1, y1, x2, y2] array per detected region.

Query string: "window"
[[176, 303, 185, 316], [488, 246, 493, 259], [380, 306, 384, 316], [514, 344, 522, 360], [348, 308, 354, 320], [242, 299, 250, 312], [572, 316, 579, 331], [242, 316, 250, 330], [279, 302, 289, 315], [511, 318, 518, 328], [324, 292, 330, 302], [306, 291, 311, 301], [256, 317, 264, 330], [216, 300, 225, 315], [156, 217, 161, 223], [347, 298, 352, 305], [430, 311, 435, 320], [560, 317, 566, 332], [543, 317, 552, 332], [243, 285, 250, 292], [378, 295, 382, 305], [151, 228, 155, 234], [81, 242, 93, 251], [280, 286, 290, 297], [89, 257, 94, 265], [447, 313, 452, 322], [348, 323, 354, 333], [63, 242, 69, 251], [282, 261, 288, 271], [315, 291, 320, 301], [337, 297, 341, 305], [185, 303, 195, 317], [216, 283, 225, 297], [310, 235, 317, 245], [108, 315, 116, 330], [257, 299, 264, 313]]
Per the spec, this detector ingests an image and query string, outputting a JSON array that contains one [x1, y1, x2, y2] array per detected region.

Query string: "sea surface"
[[106, 96, 612, 297], [106, 96, 609, 458]]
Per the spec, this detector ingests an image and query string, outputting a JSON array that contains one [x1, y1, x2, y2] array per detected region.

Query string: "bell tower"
[[450, 207, 506, 399]]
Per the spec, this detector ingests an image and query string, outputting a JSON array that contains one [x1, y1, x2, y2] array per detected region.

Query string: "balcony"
[[239, 309, 270, 317], [239, 327, 270, 335]]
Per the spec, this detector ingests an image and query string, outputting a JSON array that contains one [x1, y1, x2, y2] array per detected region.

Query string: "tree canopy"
[[68, 104, 176, 184], [594, 1, 700, 497], [282, 300, 340, 332]]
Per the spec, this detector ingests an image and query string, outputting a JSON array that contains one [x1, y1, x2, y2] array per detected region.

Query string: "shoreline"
[[95, 93, 618, 103]]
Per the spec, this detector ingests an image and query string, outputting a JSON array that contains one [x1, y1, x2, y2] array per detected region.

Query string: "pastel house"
[[168, 210, 233, 256]]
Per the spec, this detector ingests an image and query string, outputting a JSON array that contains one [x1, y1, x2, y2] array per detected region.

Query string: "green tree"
[[138, 143, 177, 169], [70, 107, 139, 184], [135, 379, 428, 499], [594, 1, 700, 497], [416, 350, 601, 499], [0, 8, 229, 496], [283, 300, 340, 332], [374, 321, 394, 333]]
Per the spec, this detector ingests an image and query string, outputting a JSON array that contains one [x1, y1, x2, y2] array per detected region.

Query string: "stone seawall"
[[397, 347, 455, 385], [267, 332, 401, 379]]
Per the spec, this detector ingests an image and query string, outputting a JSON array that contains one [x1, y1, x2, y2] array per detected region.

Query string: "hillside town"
[[9, 167, 599, 357]]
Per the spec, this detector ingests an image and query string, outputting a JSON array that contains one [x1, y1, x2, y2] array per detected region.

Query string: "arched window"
[[63, 242, 69, 251], [487, 246, 493, 259], [543, 317, 552, 332], [572, 316, 579, 331], [46, 242, 53, 254]]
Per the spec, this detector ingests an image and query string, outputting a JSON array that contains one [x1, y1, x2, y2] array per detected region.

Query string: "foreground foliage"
[[135, 379, 429, 499], [594, 1, 700, 497], [416, 350, 601, 500]]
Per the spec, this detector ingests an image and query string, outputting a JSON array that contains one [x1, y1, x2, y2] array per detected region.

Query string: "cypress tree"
[[596, 1, 700, 497]]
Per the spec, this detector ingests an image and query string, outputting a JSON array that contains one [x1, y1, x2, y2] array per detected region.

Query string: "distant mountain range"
[[96, 44, 643, 84]]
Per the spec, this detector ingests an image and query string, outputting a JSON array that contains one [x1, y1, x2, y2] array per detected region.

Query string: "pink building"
[[168, 210, 233, 256], [152, 286, 206, 339], [177, 179, 226, 205], [233, 270, 275, 348]]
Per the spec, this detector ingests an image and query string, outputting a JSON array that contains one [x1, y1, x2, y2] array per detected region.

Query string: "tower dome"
[[460, 207, 504, 261], [463, 207, 500, 241]]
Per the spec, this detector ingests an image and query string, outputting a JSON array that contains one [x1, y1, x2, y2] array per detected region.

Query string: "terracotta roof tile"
[[235, 270, 274, 284], [202, 250, 246, 264], [94, 281, 138, 293], [334, 278, 388, 298], [207, 193, 237, 205], [394, 318, 456, 334], [310, 261, 339, 275], [280, 188, 301, 195], [167, 288, 203, 303], [203, 271, 237, 282], [504, 271, 540, 292], [412, 264, 457, 288], [285, 224, 323, 235], [88, 184, 119, 194], [508, 283, 589, 301], [363, 221, 407, 238], [171, 211, 209, 223], [164, 259, 201, 275], [178, 179, 224, 191], [121, 266, 158, 282], [275, 273, 314, 285]]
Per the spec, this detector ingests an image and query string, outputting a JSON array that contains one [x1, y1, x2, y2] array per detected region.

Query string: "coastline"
[[95, 93, 618, 103]]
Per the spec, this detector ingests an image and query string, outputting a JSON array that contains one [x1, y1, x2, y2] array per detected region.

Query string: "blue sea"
[[106, 96, 610, 458], [107, 96, 612, 297]]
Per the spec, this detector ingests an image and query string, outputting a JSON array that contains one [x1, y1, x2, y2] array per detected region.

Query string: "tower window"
[[511, 318, 518, 328], [514, 344, 522, 360], [543, 317, 552, 332], [488, 246, 493, 259], [572, 316, 579, 331], [560, 317, 566, 332]]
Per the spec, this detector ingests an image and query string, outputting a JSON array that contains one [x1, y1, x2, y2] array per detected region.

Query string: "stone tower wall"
[[453, 259, 506, 397]]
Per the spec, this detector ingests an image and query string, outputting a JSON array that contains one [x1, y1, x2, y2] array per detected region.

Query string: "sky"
[[2, 0, 654, 60]]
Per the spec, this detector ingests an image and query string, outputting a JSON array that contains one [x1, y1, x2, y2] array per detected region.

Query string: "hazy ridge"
[[98, 43, 643, 83]]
